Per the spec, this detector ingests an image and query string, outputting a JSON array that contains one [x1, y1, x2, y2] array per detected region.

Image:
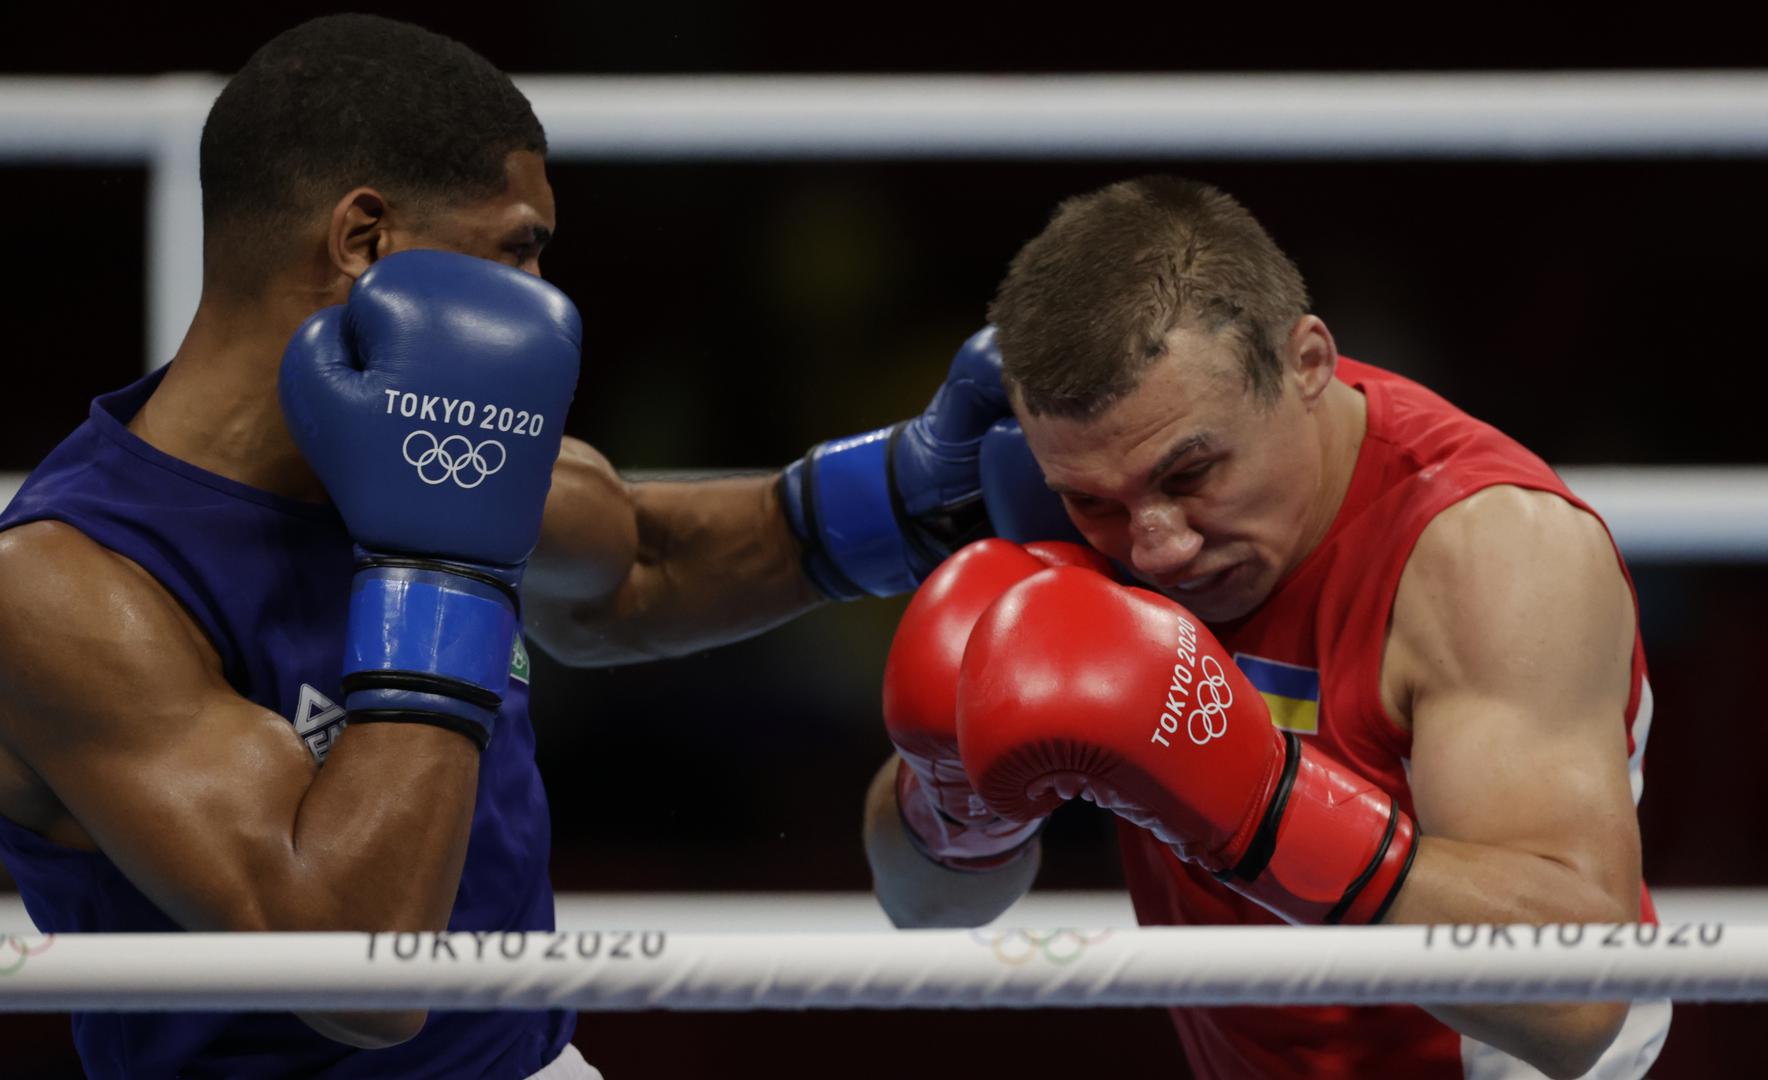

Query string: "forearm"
[[862, 757, 1039, 928], [1383, 835, 1636, 1078], [529, 475, 823, 665], [208, 723, 478, 1050], [274, 723, 479, 932], [1383, 834, 1635, 925]]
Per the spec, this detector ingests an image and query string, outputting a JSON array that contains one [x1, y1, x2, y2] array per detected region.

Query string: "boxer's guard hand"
[[958, 568, 1416, 925], [883, 539, 1112, 870], [280, 250, 581, 748]]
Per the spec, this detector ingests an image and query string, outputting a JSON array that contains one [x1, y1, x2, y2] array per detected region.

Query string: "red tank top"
[[1116, 359, 1656, 1079]]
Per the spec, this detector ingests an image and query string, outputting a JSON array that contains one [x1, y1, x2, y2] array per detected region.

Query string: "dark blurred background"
[[2, 4, 1765, 1076]]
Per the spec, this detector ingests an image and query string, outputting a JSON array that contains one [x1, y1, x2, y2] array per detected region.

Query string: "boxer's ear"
[[327, 187, 389, 281], [1287, 315, 1339, 410]]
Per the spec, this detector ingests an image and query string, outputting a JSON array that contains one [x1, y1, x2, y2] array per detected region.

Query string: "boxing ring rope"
[[0, 80, 1742, 642], [3, 73, 1767, 558], [0, 923, 1760, 1011], [5, 72, 1768, 366]]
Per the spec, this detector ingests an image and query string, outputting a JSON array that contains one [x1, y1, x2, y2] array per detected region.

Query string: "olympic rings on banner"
[[969, 928, 1114, 966]]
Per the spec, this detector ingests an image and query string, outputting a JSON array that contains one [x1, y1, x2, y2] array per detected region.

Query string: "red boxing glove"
[[883, 539, 1112, 870], [958, 568, 1415, 924]]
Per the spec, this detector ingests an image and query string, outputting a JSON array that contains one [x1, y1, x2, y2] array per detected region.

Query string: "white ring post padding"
[[0, 923, 1757, 1012]]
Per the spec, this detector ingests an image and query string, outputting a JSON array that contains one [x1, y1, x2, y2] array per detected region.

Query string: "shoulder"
[[0, 519, 133, 616], [1408, 485, 1618, 594], [0, 521, 222, 740], [0, 520, 204, 639], [0, 521, 230, 838], [1388, 486, 1633, 713]]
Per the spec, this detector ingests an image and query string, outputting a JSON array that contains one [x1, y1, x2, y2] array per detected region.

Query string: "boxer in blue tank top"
[[0, 362, 569, 1078], [0, 14, 1069, 1080]]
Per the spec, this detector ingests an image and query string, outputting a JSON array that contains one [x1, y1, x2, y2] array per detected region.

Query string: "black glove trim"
[[885, 422, 996, 582], [342, 670, 503, 711], [885, 422, 943, 575], [1323, 799, 1401, 925], [1329, 802, 1417, 926], [1219, 730, 1301, 884], [348, 709, 490, 751]]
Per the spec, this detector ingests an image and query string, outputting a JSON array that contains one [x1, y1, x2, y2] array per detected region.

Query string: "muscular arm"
[[0, 523, 481, 1048], [524, 437, 822, 666], [1379, 487, 1643, 1078]]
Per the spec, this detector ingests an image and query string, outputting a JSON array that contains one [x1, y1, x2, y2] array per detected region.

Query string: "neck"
[[1295, 378, 1369, 561], [129, 283, 335, 501]]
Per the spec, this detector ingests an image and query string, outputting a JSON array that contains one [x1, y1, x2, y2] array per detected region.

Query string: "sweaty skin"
[[1378, 485, 1640, 1077], [0, 149, 818, 1048], [879, 318, 1643, 1078]]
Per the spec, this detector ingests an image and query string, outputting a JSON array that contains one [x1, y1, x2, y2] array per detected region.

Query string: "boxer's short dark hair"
[[199, 14, 545, 291], [989, 176, 1309, 418]]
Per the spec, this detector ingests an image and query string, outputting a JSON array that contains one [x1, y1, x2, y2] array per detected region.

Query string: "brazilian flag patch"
[[510, 636, 531, 685], [1233, 653, 1320, 735]]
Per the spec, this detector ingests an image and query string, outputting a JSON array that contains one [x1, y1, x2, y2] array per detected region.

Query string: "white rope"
[[0, 923, 1758, 1012], [3, 888, 1762, 936], [1555, 466, 1768, 562], [518, 72, 1768, 159], [8, 71, 1768, 363], [9, 73, 1768, 161]]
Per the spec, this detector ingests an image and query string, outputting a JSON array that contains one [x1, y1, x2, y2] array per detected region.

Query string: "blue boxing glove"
[[780, 327, 1012, 599], [280, 250, 580, 748], [978, 418, 1085, 546]]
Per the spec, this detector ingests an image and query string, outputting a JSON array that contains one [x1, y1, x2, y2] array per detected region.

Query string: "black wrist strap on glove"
[[347, 709, 490, 751]]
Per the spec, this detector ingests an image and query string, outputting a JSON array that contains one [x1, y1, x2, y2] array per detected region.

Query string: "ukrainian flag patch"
[[1234, 654, 1321, 735]]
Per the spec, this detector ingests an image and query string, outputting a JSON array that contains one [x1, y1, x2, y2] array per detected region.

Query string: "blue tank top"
[[0, 369, 573, 1079]]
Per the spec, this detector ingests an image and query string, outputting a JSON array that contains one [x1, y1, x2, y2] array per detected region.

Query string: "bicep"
[[1407, 692, 1639, 903], [1396, 489, 1641, 907], [0, 525, 316, 931]]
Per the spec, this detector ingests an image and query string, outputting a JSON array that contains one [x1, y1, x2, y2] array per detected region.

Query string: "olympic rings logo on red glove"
[[402, 430, 507, 489], [1187, 654, 1234, 746]]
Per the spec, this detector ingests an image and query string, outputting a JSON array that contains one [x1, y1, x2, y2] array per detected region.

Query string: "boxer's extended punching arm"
[[523, 441, 819, 665], [0, 524, 473, 1049], [1373, 487, 1643, 1079], [524, 329, 1070, 666]]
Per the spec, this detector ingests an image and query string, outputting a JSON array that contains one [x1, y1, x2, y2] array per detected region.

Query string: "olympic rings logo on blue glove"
[[401, 430, 507, 489]]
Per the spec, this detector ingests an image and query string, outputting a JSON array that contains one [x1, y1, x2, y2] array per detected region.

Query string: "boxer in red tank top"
[[1107, 357, 1666, 1078], [864, 177, 1667, 1078]]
